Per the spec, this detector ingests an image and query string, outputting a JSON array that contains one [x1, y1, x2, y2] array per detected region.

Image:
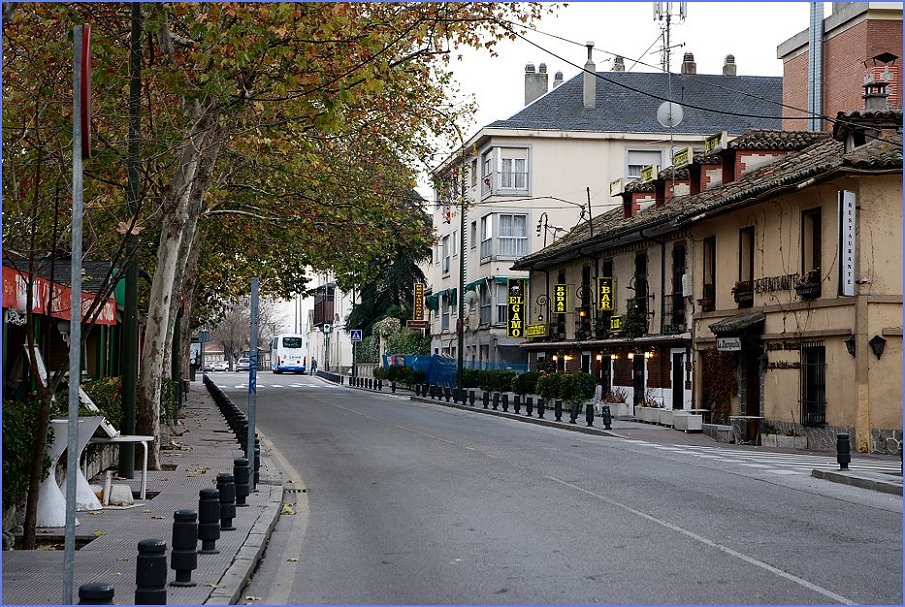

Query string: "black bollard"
[[253, 444, 261, 486], [78, 583, 114, 605], [586, 401, 594, 427], [569, 400, 579, 424], [502, 393, 509, 412], [526, 396, 534, 417], [391, 381, 396, 393], [378, 379, 383, 391], [469, 390, 476, 407], [482, 391, 489, 409], [492, 392, 500, 410], [554, 399, 563, 421], [601, 405, 612, 430], [537, 397, 545, 418], [135, 538, 167, 605], [170, 510, 198, 587], [216, 473, 237, 531], [513, 394, 521, 414], [836, 433, 851, 471], [233, 457, 250, 506], [197, 488, 220, 554], [445, 387, 452, 402]]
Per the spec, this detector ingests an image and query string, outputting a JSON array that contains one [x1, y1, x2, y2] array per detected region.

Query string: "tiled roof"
[[832, 108, 903, 140], [623, 180, 656, 193], [709, 311, 766, 336], [2, 258, 117, 294], [488, 71, 782, 135], [515, 131, 902, 269], [727, 129, 827, 150]]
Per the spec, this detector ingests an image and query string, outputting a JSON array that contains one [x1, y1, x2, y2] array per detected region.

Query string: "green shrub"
[[373, 366, 387, 380], [535, 373, 562, 400], [511, 371, 539, 395], [3, 396, 51, 512], [461, 368, 480, 389], [560, 372, 596, 404], [83, 377, 122, 428]]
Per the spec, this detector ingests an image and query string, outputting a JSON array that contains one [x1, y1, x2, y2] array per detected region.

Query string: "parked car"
[[210, 361, 229, 372], [235, 357, 251, 371]]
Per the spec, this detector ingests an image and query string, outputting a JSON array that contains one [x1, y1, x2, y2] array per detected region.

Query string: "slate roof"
[[2, 258, 117, 295], [488, 71, 783, 135], [514, 131, 902, 270]]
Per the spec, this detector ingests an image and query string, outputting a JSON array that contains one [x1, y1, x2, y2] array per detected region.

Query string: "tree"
[[210, 298, 286, 368]]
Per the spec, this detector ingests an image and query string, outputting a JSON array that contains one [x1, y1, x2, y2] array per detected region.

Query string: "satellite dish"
[[657, 101, 684, 128]]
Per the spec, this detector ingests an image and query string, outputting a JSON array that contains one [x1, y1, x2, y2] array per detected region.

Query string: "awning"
[[709, 311, 766, 337], [464, 278, 486, 292], [493, 275, 530, 284], [425, 293, 440, 312]]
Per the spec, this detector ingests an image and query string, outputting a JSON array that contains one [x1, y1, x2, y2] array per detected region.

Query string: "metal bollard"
[[253, 444, 261, 486], [482, 392, 489, 409], [836, 433, 851, 470], [502, 393, 509, 412], [135, 538, 167, 605], [569, 401, 579, 424], [537, 397, 545, 418], [391, 381, 396, 393], [216, 473, 237, 531], [233, 457, 251, 506], [526, 396, 534, 417], [513, 394, 521, 414], [469, 390, 476, 407], [170, 510, 198, 587], [197, 488, 220, 554], [554, 399, 563, 421], [78, 583, 114, 605], [378, 379, 383, 391], [601, 405, 612, 430], [445, 387, 452, 402], [585, 401, 594, 427], [492, 392, 500, 410]]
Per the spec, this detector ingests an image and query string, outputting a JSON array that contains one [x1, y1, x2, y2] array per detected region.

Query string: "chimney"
[[553, 70, 564, 88], [680, 52, 696, 75], [722, 54, 737, 77], [524, 62, 549, 105], [612, 56, 625, 72], [863, 71, 891, 110], [583, 42, 596, 109]]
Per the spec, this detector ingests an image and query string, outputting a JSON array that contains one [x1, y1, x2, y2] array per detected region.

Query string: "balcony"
[[663, 292, 686, 334], [480, 171, 529, 198]]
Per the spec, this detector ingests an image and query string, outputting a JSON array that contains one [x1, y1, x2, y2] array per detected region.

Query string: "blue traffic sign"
[[350, 329, 363, 342]]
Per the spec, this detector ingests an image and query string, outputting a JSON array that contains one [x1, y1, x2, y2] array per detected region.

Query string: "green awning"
[[425, 293, 440, 312], [493, 275, 530, 284], [464, 278, 486, 292], [446, 288, 457, 304]]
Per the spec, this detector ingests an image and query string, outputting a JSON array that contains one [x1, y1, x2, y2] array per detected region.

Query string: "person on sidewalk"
[[311, 358, 317, 375]]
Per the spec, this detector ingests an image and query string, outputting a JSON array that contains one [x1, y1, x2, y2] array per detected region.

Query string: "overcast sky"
[[417, 1, 822, 197]]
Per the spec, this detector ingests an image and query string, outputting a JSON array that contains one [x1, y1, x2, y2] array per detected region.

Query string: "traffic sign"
[[322, 323, 331, 333], [350, 329, 363, 342]]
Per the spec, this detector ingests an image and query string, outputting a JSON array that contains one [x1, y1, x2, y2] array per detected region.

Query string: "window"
[[737, 227, 755, 308], [480, 215, 493, 260], [802, 208, 821, 274], [452, 231, 458, 257], [441, 294, 451, 331], [669, 244, 686, 331], [442, 235, 451, 275], [470, 159, 478, 186], [481, 147, 529, 196], [480, 284, 492, 325], [501, 157, 527, 189], [801, 344, 826, 426], [496, 283, 508, 325], [633, 251, 648, 314], [471, 220, 477, 249], [626, 150, 663, 179], [702, 236, 716, 312], [498, 213, 527, 257], [282, 337, 303, 349]]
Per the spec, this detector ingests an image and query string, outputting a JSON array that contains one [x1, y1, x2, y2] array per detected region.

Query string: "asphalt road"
[[214, 373, 902, 605]]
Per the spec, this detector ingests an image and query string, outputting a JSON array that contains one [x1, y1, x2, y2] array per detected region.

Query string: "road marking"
[[547, 476, 856, 605]]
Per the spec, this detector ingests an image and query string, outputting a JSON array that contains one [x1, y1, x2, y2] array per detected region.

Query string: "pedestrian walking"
[[311, 358, 317, 375]]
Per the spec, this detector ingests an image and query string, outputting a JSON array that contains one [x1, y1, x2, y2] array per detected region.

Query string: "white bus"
[[270, 334, 309, 374]]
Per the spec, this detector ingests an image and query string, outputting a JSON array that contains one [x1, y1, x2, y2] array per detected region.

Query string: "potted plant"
[[602, 386, 629, 418], [795, 269, 821, 299], [731, 280, 753, 306]]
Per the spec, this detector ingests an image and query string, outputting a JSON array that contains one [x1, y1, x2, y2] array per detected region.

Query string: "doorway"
[[671, 351, 685, 410], [632, 354, 646, 406]]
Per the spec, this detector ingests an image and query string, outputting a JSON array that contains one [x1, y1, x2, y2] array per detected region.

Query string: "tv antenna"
[[653, 2, 687, 73]]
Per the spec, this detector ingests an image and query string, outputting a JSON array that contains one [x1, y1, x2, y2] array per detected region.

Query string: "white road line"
[[547, 476, 856, 605]]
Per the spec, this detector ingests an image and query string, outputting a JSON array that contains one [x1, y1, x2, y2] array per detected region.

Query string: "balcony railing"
[[699, 283, 716, 312], [663, 292, 686, 334]]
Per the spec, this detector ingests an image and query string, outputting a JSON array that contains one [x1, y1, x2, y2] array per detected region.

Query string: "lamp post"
[[535, 212, 565, 248]]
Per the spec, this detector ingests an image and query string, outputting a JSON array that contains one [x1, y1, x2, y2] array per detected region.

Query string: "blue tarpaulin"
[[383, 354, 458, 387]]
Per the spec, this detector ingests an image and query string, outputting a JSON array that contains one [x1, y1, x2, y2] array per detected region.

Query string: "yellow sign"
[[413, 282, 424, 320], [609, 178, 623, 197], [704, 131, 727, 155], [610, 315, 623, 332], [553, 284, 568, 314], [639, 164, 658, 183], [526, 323, 548, 338], [507, 279, 526, 338], [672, 146, 693, 169], [597, 277, 616, 311]]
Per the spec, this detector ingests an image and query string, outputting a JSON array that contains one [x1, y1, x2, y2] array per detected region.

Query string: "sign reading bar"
[[672, 146, 693, 169], [553, 284, 568, 314], [704, 131, 727, 155], [639, 164, 659, 183], [717, 337, 742, 351], [413, 282, 425, 320], [609, 178, 623, 197], [597, 277, 616, 311], [838, 190, 856, 297], [506, 279, 526, 338], [525, 323, 548, 338]]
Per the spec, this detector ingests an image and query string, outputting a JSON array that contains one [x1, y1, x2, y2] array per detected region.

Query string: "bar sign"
[[597, 277, 616, 311]]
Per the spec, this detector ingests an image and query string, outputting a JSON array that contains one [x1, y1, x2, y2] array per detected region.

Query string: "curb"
[[811, 468, 903, 496]]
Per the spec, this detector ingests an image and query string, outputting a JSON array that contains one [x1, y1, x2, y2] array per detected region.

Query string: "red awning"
[[2, 265, 117, 325]]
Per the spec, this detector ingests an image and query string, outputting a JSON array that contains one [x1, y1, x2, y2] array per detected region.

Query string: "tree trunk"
[[137, 105, 227, 468]]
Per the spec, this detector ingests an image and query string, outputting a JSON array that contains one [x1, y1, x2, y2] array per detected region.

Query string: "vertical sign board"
[[507, 279, 526, 338], [413, 282, 425, 320], [838, 190, 856, 297], [553, 284, 568, 314], [597, 277, 616, 311]]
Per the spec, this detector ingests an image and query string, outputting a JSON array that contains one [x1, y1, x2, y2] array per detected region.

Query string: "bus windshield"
[[282, 336, 303, 349]]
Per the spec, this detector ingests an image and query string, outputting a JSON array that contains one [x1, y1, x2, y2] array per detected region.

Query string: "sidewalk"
[[387, 387, 902, 496], [2, 381, 283, 606]]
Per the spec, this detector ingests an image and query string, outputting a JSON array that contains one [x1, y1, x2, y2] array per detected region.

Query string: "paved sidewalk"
[[2, 381, 284, 606]]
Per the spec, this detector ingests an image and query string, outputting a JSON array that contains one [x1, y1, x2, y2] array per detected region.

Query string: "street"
[[217, 374, 902, 605]]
